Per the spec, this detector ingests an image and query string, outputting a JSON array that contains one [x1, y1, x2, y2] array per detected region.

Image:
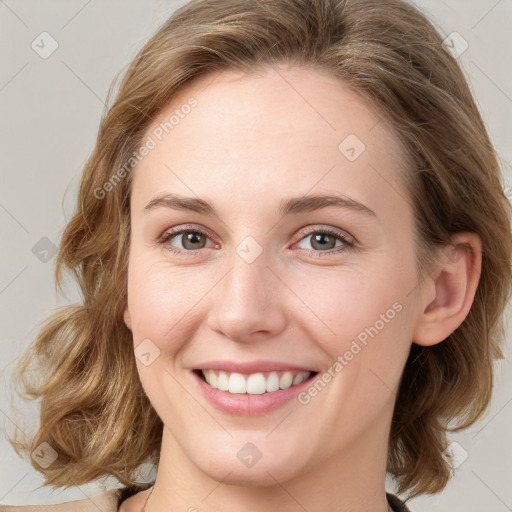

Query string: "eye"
[[158, 225, 355, 257], [293, 227, 354, 257], [159, 224, 217, 256]]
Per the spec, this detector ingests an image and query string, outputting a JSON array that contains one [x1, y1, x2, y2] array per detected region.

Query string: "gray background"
[[1, 0, 511, 510]]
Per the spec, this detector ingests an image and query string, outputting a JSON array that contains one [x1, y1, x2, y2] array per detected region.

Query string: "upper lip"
[[193, 360, 317, 374]]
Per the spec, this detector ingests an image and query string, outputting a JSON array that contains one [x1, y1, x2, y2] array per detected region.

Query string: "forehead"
[[131, 65, 410, 221]]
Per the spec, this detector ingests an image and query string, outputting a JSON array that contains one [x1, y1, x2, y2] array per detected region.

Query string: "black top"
[[116, 482, 153, 507], [116, 482, 412, 511]]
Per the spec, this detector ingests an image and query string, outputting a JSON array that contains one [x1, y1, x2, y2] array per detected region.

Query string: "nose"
[[206, 249, 288, 343]]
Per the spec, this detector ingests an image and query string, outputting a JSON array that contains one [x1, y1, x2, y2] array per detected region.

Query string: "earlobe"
[[412, 232, 482, 347], [123, 306, 132, 331]]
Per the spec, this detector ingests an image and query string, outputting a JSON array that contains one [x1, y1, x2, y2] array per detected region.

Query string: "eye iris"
[[182, 232, 206, 250], [311, 233, 336, 251]]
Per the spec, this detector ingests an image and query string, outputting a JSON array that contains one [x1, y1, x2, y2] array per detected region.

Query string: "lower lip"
[[191, 370, 318, 416]]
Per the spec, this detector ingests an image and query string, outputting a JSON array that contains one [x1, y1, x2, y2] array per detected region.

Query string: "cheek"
[[295, 269, 401, 343], [127, 260, 167, 335], [126, 261, 209, 346], [294, 258, 414, 389]]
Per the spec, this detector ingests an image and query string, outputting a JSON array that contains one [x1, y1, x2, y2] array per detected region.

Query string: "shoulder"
[[0, 488, 121, 512]]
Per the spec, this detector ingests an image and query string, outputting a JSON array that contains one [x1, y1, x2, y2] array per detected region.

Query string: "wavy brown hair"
[[6, 0, 512, 501]]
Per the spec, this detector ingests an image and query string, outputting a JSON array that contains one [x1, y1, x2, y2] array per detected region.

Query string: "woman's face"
[[124, 65, 426, 486]]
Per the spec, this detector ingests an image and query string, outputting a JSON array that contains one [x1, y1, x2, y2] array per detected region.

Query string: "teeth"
[[266, 371, 280, 392], [279, 372, 293, 389], [228, 372, 247, 393], [217, 370, 229, 391], [201, 370, 312, 394], [292, 372, 307, 385], [246, 373, 266, 394], [209, 370, 218, 388]]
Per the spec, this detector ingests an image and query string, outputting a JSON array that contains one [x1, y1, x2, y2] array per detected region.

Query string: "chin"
[[210, 465, 300, 488], [194, 450, 305, 487]]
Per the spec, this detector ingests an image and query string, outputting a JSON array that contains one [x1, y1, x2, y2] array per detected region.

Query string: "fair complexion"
[[121, 64, 481, 512]]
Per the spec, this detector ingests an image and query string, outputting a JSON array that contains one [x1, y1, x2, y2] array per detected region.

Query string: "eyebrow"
[[144, 193, 377, 218]]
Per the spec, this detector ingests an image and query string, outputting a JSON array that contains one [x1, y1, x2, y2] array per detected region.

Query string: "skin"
[[121, 64, 482, 512]]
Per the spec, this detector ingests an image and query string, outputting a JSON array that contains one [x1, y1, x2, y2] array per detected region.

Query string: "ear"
[[123, 305, 132, 331], [412, 231, 482, 347]]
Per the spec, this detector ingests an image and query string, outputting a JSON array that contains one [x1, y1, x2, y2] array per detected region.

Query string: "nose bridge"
[[226, 244, 271, 303], [207, 240, 288, 341]]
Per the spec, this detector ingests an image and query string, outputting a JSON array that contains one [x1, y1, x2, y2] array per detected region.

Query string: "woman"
[[2, 0, 511, 511]]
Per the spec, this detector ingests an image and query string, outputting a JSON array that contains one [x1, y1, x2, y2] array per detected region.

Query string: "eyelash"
[[158, 224, 355, 258]]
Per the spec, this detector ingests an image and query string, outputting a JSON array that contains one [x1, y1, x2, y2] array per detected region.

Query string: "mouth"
[[193, 369, 319, 395]]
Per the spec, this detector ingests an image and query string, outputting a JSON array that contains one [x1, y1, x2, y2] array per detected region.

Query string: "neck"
[[143, 419, 394, 512]]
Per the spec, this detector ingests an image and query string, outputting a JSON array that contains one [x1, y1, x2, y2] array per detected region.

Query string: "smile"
[[197, 369, 315, 394]]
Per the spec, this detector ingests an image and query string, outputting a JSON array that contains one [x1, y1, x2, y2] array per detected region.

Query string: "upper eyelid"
[[163, 224, 217, 242]]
